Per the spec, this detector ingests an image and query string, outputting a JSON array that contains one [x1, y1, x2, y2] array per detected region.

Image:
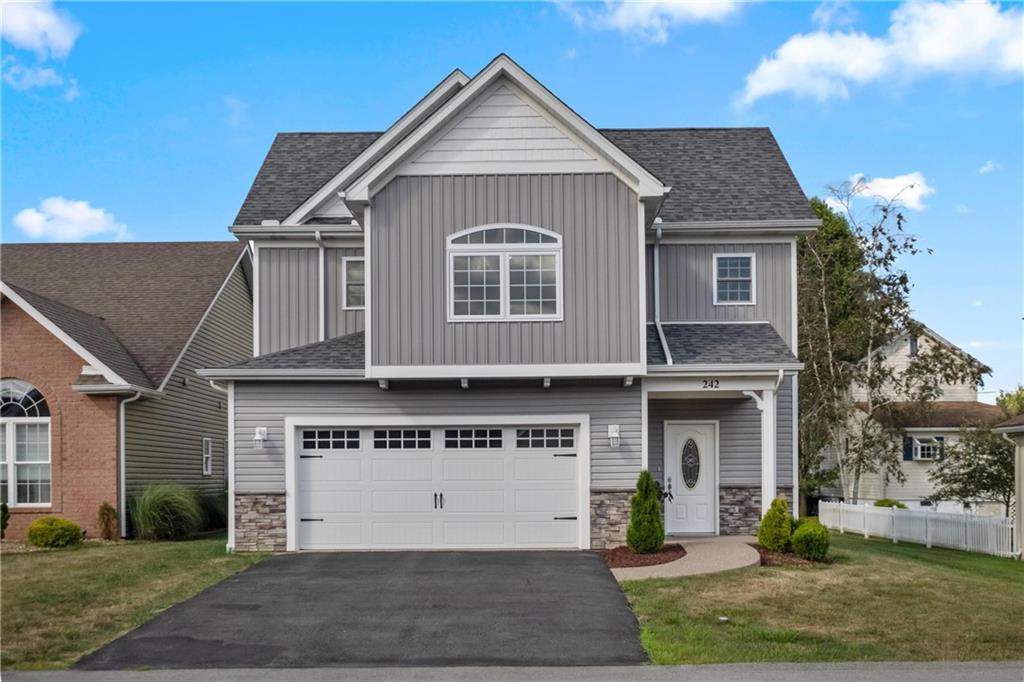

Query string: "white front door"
[[664, 422, 717, 534]]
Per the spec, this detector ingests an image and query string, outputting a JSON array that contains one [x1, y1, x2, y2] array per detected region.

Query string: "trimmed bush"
[[27, 516, 82, 548], [756, 497, 791, 552], [626, 470, 665, 554], [199, 492, 229, 530], [132, 484, 203, 540], [792, 520, 830, 561], [1, 502, 9, 539], [97, 502, 119, 540], [874, 498, 907, 509]]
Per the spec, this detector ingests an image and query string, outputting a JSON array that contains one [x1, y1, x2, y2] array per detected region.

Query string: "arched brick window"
[[1, 379, 52, 506]]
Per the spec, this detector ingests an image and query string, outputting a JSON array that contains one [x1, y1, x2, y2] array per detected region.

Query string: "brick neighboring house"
[[0, 242, 252, 539]]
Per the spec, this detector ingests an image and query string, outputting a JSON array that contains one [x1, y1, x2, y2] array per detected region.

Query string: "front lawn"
[[624, 533, 1024, 664], [1, 535, 265, 670]]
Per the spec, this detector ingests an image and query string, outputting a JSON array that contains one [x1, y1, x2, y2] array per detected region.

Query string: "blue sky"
[[2, 1, 1021, 398]]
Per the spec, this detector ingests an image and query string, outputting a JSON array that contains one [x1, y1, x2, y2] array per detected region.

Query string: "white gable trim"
[[283, 69, 470, 226], [343, 55, 668, 205], [1, 281, 130, 388]]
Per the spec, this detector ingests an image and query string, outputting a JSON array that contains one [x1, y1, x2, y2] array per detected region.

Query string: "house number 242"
[[702, 379, 720, 389]]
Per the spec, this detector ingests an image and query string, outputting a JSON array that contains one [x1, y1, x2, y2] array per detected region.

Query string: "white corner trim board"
[[365, 362, 645, 379]]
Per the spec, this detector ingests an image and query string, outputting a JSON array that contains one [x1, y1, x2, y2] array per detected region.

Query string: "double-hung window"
[[713, 253, 755, 305], [913, 437, 944, 461], [343, 257, 365, 310], [0, 379, 52, 507], [447, 225, 562, 321], [202, 437, 213, 477]]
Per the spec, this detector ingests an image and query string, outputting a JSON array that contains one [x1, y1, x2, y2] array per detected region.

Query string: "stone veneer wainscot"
[[235, 493, 287, 551]]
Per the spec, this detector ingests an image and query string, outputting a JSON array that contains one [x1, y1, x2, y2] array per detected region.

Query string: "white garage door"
[[296, 424, 581, 550]]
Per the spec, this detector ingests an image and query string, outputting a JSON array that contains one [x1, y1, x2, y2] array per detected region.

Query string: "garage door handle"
[[300, 518, 324, 522], [434, 493, 438, 510], [553, 453, 576, 458], [440, 493, 444, 509], [553, 516, 577, 521]]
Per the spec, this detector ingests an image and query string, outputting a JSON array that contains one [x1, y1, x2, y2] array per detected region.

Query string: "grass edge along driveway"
[[623, 533, 1024, 664], [1, 534, 266, 670]]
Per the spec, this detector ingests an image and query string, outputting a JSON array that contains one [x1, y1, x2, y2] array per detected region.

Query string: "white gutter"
[[118, 391, 143, 538], [652, 226, 673, 366]]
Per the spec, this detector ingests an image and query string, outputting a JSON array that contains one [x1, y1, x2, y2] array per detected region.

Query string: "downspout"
[[118, 391, 142, 538], [653, 226, 673, 365]]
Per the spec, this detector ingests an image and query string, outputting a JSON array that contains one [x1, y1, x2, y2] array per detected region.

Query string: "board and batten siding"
[[125, 263, 252, 496], [324, 247, 365, 339], [233, 379, 642, 493], [258, 247, 318, 354], [646, 243, 794, 348], [648, 378, 794, 488], [370, 173, 641, 366]]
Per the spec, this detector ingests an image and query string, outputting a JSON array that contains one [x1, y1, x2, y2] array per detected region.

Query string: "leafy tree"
[[996, 385, 1024, 417], [798, 183, 985, 504], [929, 426, 1016, 516]]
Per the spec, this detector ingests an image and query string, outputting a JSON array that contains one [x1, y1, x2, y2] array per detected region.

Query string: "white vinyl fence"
[[819, 501, 1018, 559]]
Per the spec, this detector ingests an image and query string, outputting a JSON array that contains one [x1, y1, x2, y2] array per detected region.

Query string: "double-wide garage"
[[286, 419, 589, 550]]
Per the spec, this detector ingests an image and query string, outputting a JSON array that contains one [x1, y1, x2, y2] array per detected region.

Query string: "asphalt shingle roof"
[[223, 332, 365, 371], [647, 323, 799, 367], [1, 242, 247, 388], [863, 401, 1008, 430], [996, 413, 1024, 430], [233, 128, 814, 226]]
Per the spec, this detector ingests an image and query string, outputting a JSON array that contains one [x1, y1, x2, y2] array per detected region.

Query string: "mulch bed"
[[748, 543, 826, 567], [598, 543, 686, 568]]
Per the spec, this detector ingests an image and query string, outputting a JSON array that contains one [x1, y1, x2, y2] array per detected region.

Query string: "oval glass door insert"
[[681, 438, 700, 489]]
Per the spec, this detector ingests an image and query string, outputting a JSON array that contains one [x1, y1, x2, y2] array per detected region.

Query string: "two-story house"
[[200, 55, 817, 552]]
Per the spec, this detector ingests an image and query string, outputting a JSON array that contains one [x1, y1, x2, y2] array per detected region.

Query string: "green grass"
[[623, 533, 1024, 664], [1, 535, 266, 670]]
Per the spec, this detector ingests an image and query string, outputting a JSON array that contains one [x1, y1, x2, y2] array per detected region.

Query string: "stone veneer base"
[[719, 486, 793, 536], [590, 491, 633, 549], [235, 493, 287, 552]]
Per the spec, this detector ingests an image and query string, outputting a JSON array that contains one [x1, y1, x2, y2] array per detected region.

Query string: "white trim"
[[656, 219, 821, 231], [282, 413, 591, 551], [341, 256, 365, 311], [198, 368, 365, 379], [232, 226, 363, 240], [640, 379, 649, 471], [158, 247, 250, 392], [712, 252, 756, 306], [227, 382, 236, 551], [317, 238, 326, 341], [72, 383, 161, 397], [364, 205, 373, 374], [252, 243, 260, 356], [652, 234, 806, 245], [743, 388, 777, 516], [1, 282, 129, 387], [283, 69, 470, 225], [649, 362, 804, 373], [663, 420, 720, 536], [202, 437, 214, 477], [790, 239, 798, 353], [653, 319, 772, 326], [638, 202, 648, 376], [118, 391, 142, 536], [0, 417, 53, 509], [791, 374, 799, 520], [366, 362, 644, 380]]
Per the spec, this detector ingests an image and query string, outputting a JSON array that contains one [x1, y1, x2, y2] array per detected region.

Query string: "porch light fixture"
[[607, 424, 621, 448], [253, 427, 268, 450]]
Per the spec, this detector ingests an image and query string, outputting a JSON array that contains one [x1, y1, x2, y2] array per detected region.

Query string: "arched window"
[[0, 379, 52, 506], [446, 224, 563, 321]]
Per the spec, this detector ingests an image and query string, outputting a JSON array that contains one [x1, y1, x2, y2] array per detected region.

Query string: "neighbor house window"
[[343, 257, 365, 310], [0, 379, 52, 506], [913, 437, 943, 461], [202, 437, 213, 477], [447, 225, 562, 321], [714, 253, 755, 305]]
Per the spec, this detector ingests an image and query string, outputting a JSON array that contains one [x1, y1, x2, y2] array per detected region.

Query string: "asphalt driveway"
[[76, 551, 646, 669]]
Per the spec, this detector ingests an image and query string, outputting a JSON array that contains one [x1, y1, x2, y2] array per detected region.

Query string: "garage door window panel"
[[516, 428, 574, 449], [444, 428, 502, 449], [303, 429, 360, 450], [373, 429, 431, 449]]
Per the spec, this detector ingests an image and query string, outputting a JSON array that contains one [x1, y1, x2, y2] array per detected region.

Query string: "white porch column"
[[744, 388, 777, 517]]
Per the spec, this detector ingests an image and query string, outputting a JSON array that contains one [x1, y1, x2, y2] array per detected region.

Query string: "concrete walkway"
[[611, 535, 759, 581]]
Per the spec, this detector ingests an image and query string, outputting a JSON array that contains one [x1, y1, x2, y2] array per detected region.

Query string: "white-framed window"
[[343, 257, 365, 310], [302, 429, 360, 450], [713, 253, 756, 305], [373, 429, 431, 449], [444, 428, 502, 449], [447, 224, 562, 322], [202, 437, 213, 477], [515, 427, 574, 449], [913, 437, 943, 461], [1, 379, 52, 507]]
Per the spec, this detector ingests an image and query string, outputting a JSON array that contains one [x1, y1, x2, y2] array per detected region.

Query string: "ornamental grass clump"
[[27, 516, 82, 548], [756, 497, 791, 552], [626, 470, 665, 554], [132, 484, 203, 540]]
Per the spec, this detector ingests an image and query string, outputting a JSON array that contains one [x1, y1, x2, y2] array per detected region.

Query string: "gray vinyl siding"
[[233, 379, 641, 492], [370, 173, 641, 366], [324, 247, 365, 339], [648, 377, 793, 488], [258, 247, 319, 354], [646, 243, 794, 348], [125, 263, 252, 496]]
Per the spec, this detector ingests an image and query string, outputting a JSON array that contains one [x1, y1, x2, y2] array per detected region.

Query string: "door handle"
[[434, 493, 438, 509], [440, 492, 444, 509], [667, 476, 673, 492]]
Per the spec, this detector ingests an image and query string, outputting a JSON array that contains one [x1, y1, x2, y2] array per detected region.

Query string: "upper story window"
[[343, 257, 365, 310], [913, 436, 944, 461], [0, 379, 52, 507], [713, 253, 755, 305], [447, 225, 562, 322]]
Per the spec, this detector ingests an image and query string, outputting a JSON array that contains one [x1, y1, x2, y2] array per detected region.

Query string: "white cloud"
[[849, 171, 935, 211], [560, 0, 743, 44], [968, 340, 1002, 349], [971, 298, 983, 307], [223, 95, 248, 128], [978, 159, 1001, 174], [564, 47, 577, 60], [2, 57, 62, 90], [63, 76, 79, 101], [13, 197, 130, 242], [954, 204, 971, 214], [740, 0, 1023, 106], [1, 0, 82, 60], [812, 0, 858, 29]]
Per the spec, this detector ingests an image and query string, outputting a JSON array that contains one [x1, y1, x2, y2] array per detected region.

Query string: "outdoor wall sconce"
[[253, 427, 268, 450], [607, 424, 621, 448]]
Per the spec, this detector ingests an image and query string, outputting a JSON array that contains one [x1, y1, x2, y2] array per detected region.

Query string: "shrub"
[[874, 498, 907, 509], [27, 516, 82, 548], [756, 497, 791, 552], [626, 470, 665, 554], [792, 520, 830, 561], [97, 502, 119, 540], [199, 492, 229, 530], [132, 484, 203, 540], [1, 502, 9, 539]]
